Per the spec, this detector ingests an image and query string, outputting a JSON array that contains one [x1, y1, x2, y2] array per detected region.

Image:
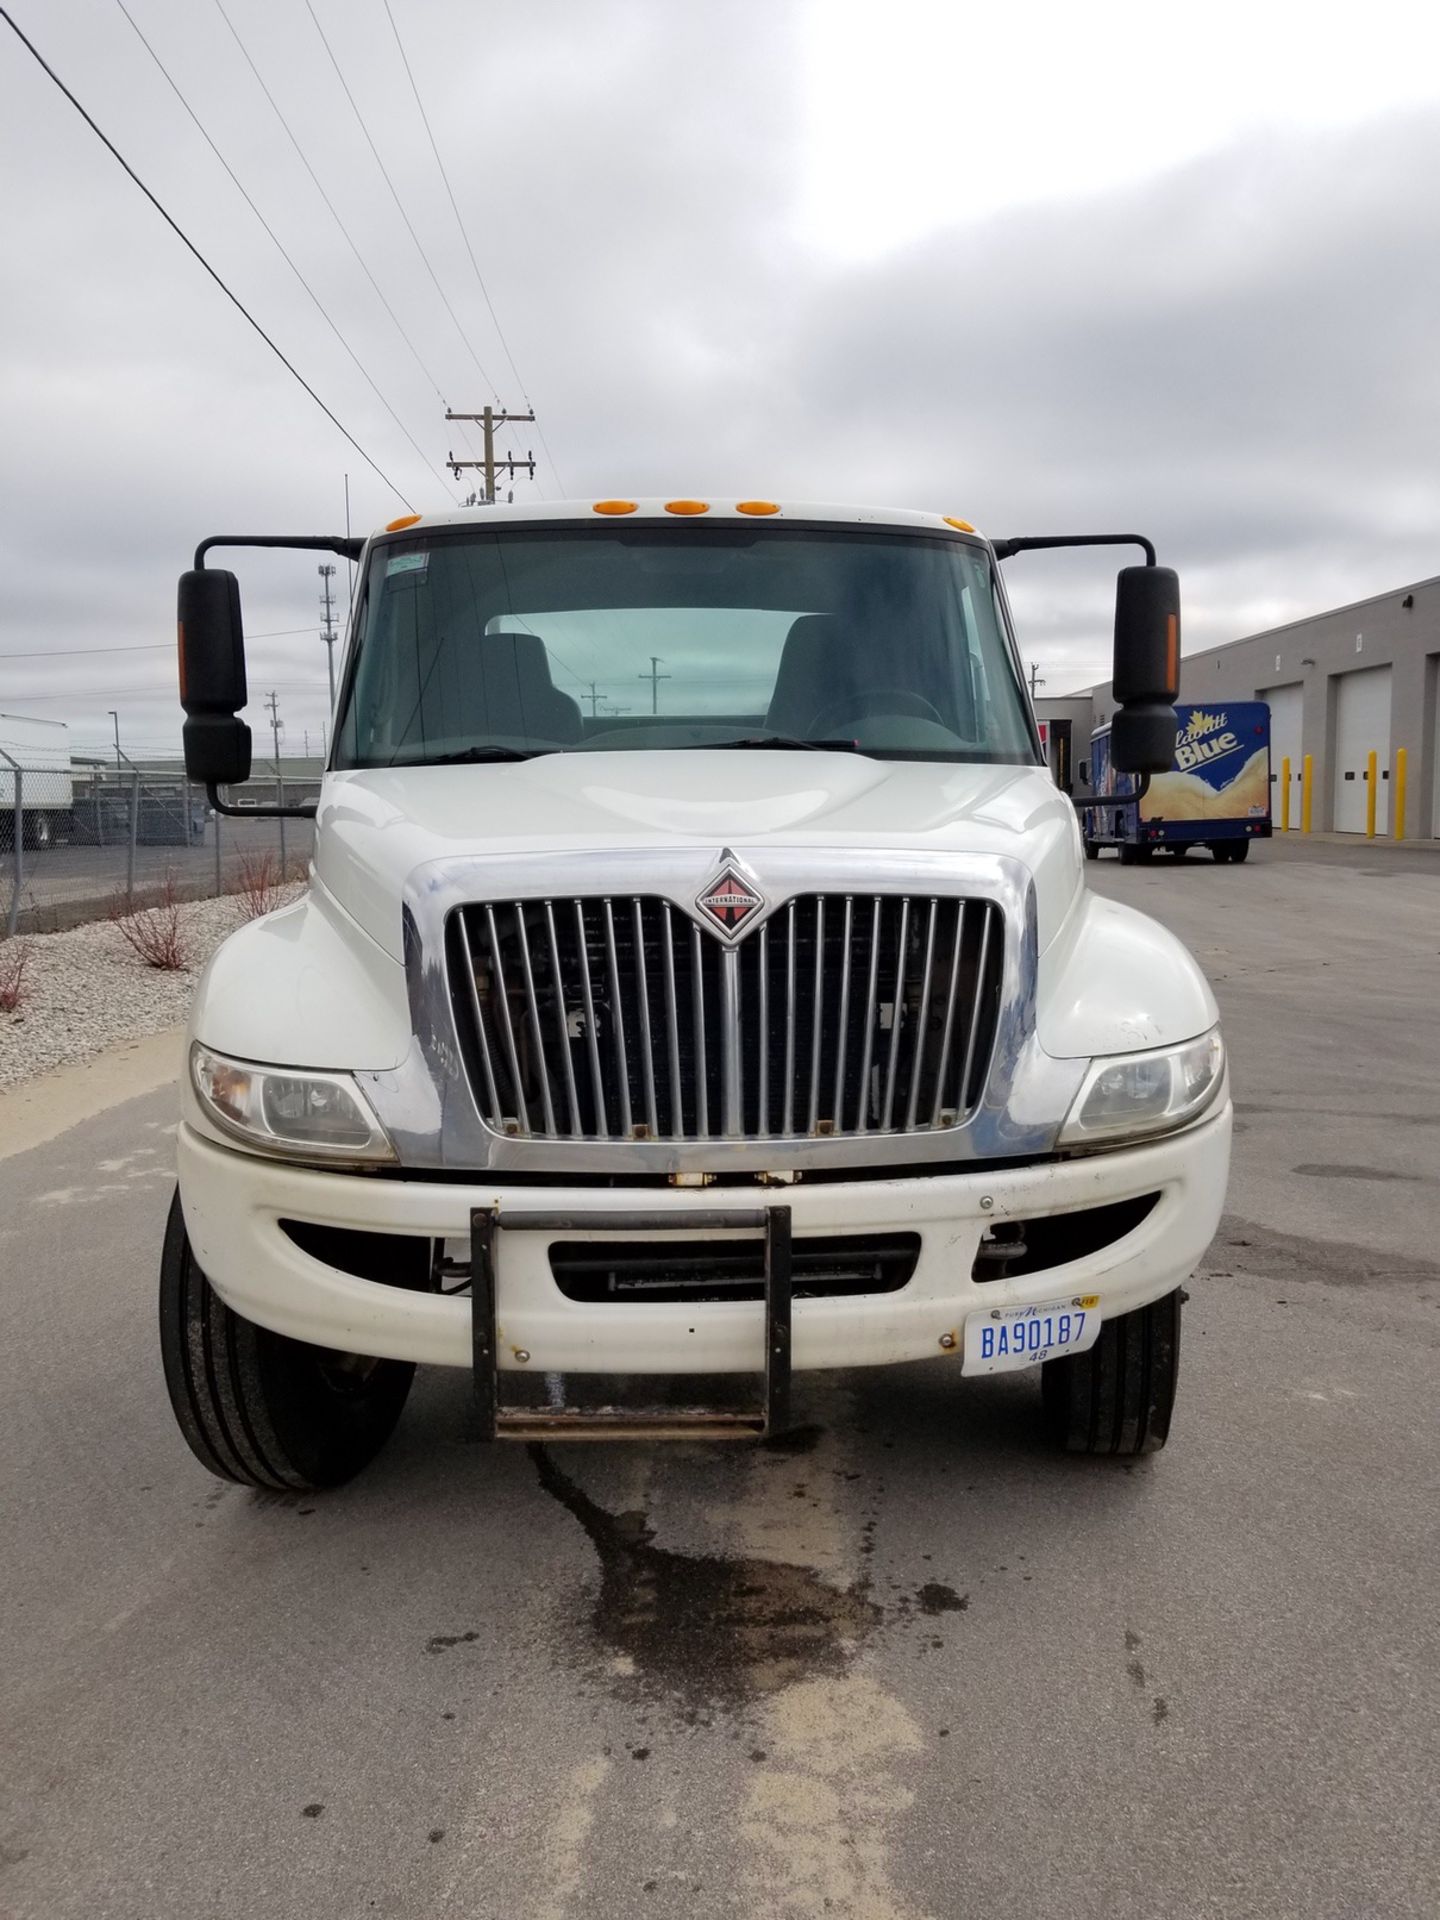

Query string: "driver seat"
[[765, 615, 868, 736]]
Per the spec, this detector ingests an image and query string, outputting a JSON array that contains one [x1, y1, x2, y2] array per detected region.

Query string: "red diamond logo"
[[697, 866, 763, 936]]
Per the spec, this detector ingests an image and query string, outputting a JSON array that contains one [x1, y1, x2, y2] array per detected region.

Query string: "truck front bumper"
[[177, 1104, 1230, 1375]]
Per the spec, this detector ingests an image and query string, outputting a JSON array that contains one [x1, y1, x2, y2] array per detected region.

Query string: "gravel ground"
[[0, 889, 302, 1090]]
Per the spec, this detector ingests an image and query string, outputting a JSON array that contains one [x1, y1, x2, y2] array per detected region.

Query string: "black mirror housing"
[[1111, 565, 1180, 772], [178, 568, 249, 785], [183, 714, 252, 786]]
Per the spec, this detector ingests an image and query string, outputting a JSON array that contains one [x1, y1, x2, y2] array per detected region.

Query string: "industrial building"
[[1038, 572, 1440, 837]]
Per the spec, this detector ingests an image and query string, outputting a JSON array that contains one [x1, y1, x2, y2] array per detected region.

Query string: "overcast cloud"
[[2, 0, 1438, 758]]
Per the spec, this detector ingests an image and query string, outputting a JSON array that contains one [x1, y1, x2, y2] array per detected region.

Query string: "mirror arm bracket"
[[992, 533, 1157, 567], [207, 783, 317, 822], [1069, 772, 1150, 810], [194, 534, 365, 570]]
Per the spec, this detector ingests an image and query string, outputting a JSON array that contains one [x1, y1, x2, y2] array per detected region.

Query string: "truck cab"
[[161, 500, 1229, 1488]]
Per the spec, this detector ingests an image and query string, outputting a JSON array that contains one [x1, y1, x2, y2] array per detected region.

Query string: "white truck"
[[163, 501, 1229, 1490], [0, 713, 74, 850]]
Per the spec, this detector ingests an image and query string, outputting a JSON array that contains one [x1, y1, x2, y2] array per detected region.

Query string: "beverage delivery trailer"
[[160, 501, 1230, 1488], [1082, 701, 1272, 863]]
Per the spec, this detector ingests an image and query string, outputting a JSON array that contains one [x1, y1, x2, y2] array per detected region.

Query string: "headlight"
[[1059, 1028, 1225, 1148], [190, 1044, 395, 1163]]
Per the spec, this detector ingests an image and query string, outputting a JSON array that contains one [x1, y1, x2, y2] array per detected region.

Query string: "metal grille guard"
[[469, 1205, 793, 1441]]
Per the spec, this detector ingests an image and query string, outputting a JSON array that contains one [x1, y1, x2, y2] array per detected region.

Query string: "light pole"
[[108, 709, 121, 769], [319, 563, 338, 710]]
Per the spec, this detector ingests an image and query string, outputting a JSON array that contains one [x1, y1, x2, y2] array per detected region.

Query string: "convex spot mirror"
[[177, 568, 251, 786], [1111, 564, 1180, 774]]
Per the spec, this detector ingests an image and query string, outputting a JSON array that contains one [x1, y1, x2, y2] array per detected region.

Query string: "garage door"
[[1265, 683, 1303, 828], [1332, 665, 1391, 835]]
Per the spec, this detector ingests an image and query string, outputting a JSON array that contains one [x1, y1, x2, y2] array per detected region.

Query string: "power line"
[[0, 5, 413, 508], [379, 0, 564, 498], [301, 0, 499, 400], [212, 0, 476, 464], [0, 629, 329, 662], [2, 682, 332, 702], [113, 0, 453, 502]]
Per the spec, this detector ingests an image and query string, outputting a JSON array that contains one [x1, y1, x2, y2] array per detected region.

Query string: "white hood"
[[313, 751, 1083, 962]]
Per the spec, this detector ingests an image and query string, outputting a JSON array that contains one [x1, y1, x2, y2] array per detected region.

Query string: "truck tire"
[[1083, 838, 1100, 861], [1041, 1289, 1181, 1455], [1118, 842, 1151, 866], [1223, 840, 1250, 863], [158, 1190, 416, 1490]]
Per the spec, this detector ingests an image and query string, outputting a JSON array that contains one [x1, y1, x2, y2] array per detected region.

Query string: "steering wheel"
[[807, 687, 947, 735]]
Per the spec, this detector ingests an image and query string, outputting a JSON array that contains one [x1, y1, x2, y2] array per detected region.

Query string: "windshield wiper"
[[400, 744, 550, 766], [695, 735, 870, 755]]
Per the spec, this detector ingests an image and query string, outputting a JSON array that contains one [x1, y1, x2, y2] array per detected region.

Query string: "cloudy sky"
[[2, 0, 1439, 761]]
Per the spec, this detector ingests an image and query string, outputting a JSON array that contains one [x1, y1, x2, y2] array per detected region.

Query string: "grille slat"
[[452, 891, 1002, 1143], [484, 904, 529, 1133], [602, 900, 633, 1137], [573, 900, 608, 1135], [906, 899, 939, 1132]]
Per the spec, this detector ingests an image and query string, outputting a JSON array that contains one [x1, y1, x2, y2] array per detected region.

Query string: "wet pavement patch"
[[530, 1445, 881, 1707], [425, 1629, 480, 1654], [916, 1582, 969, 1615]]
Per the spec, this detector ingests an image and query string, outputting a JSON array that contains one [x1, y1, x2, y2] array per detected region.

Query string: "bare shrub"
[[0, 940, 30, 1013], [111, 873, 189, 972], [235, 849, 286, 922]]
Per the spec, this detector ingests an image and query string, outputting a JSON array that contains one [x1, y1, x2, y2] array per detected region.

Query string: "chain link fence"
[[2, 761, 317, 936]]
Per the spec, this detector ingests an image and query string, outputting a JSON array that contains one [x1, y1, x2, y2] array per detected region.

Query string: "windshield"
[[333, 524, 1038, 768]]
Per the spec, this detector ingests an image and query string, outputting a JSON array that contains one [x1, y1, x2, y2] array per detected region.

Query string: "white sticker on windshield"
[[385, 551, 429, 578]]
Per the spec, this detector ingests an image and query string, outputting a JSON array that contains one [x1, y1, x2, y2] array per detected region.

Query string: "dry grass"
[[111, 873, 190, 972], [0, 940, 31, 1013], [234, 849, 289, 922]]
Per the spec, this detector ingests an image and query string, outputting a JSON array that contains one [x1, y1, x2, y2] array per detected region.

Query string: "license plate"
[[963, 1295, 1102, 1375]]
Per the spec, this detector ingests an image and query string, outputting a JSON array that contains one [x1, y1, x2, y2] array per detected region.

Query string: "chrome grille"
[[450, 893, 1002, 1143]]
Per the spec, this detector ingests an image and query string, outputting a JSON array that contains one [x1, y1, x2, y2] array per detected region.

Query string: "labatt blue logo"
[[1175, 708, 1240, 774]]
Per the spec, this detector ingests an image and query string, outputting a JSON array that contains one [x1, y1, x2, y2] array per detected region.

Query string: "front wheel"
[[1041, 1290, 1181, 1455], [1083, 838, 1100, 862], [158, 1190, 416, 1490]]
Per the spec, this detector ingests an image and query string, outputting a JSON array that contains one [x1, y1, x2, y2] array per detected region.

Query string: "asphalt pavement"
[[2, 836, 1437, 1919]]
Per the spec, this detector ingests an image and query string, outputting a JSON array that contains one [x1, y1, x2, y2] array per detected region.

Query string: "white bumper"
[[176, 1104, 1230, 1375]]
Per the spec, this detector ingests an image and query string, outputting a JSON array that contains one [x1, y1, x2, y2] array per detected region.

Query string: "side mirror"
[[178, 569, 251, 786], [1110, 564, 1179, 773], [1078, 761, 1090, 786]]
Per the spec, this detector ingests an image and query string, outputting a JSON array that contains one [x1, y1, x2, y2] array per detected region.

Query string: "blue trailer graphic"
[[1083, 702, 1272, 864]]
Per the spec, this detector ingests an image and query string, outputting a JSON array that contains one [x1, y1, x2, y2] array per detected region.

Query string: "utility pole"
[[584, 683, 632, 720], [319, 563, 338, 707], [639, 656, 670, 715], [1028, 662, 1046, 698], [108, 709, 121, 770], [445, 406, 536, 501], [265, 690, 286, 867]]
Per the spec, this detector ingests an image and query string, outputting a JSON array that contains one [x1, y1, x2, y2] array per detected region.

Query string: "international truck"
[[0, 713, 74, 850], [162, 502, 1230, 1489], [1082, 700, 1272, 863]]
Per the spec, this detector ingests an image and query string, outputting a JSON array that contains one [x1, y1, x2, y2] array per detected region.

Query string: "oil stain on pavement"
[[529, 1444, 883, 1706]]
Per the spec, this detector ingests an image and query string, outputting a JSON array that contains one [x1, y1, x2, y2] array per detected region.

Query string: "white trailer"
[[0, 713, 74, 849]]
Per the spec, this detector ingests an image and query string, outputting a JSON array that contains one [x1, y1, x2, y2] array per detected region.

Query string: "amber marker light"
[[593, 500, 638, 515], [664, 499, 710, 515], [386, 513, 422, 531], [735, 500, 780, 516], [944, 516, 976, 532]]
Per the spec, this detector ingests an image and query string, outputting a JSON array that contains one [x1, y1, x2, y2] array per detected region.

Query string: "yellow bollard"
[[1395, 747, 1407, 842], [1280, 755, 1291, 832], [1365, 748, 1378, 838], [1301, 755, 1313, 833]]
